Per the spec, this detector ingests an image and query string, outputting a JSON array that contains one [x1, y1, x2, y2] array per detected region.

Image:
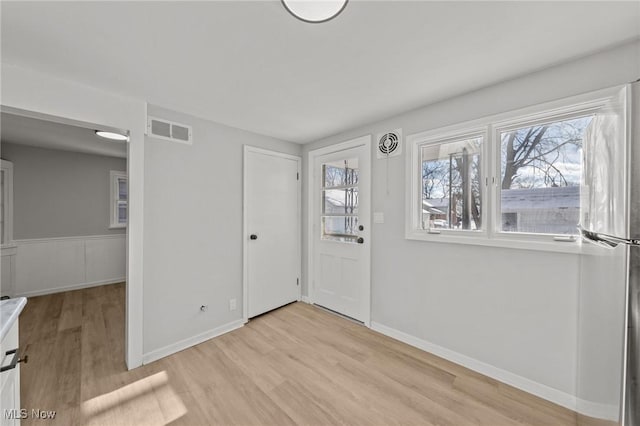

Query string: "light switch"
[[373, 212, 384, 224]]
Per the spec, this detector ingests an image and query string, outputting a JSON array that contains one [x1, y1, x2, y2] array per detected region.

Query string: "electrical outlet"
[[229, 299, 237, 311]]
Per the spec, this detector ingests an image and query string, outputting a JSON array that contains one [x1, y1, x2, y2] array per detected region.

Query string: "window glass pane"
[[421, 137, 482, 231], [323, 188, 358, 215], [118, 177, 127, 200], [322, 216, 359, 242], [1, 170, 4, 244], [323, 158, 358, 188], [117, 201, 127, 224], [499, 116, 592, 235]]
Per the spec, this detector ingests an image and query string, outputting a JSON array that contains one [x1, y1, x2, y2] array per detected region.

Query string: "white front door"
[[311, 136, 371, 323], [245, 147, 300, 319]]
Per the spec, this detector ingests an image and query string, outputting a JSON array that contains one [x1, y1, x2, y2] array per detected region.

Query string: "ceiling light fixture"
[[95, 130, 129, 141], [282, 0, 348, 23]]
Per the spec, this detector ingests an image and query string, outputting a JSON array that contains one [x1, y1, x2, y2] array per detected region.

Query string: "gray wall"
[[301, 40, 640, 399], [0, 142, 126, 239], [143, 104, 301, 356]]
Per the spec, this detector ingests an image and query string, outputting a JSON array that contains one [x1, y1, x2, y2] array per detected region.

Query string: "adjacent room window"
[[110, 171, 127, 228], [421, 135, 483, 232], [406, 86, 625, 250], [0, 160, 14, 245], [498, 115, 592, 235]]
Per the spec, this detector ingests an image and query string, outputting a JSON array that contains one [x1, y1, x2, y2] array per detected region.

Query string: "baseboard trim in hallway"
[[15, 277, 126, 298]]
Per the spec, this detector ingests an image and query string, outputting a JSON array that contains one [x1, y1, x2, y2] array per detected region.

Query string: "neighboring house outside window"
[[110, 170, 127, 228], [406, 86, 627, 252]]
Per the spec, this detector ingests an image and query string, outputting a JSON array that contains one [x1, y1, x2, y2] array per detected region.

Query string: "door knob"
[[357, 237, 364, 244], [250, 234, 258, 240], [358, 225, 364, 231]]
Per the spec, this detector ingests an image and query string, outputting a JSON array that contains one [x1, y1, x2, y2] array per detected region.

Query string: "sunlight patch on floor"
[[81, 371, 186, 425]]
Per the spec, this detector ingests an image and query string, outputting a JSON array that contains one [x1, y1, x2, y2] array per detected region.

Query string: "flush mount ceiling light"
[[282, 0, 348, 23], [95, 130, 129, 141]]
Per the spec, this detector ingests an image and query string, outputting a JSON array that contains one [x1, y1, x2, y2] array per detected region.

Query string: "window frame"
[[1, 160, 14, 247], [407, 126, 490, 241], [110, 170, 128, 229], [406, 86, 627, 253]]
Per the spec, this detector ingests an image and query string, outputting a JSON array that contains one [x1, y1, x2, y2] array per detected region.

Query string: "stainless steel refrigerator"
[[577, 81, 639, 426]]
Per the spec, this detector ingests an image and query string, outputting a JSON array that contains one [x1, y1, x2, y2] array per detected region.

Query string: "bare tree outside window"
[[322, 160, 360, 241], [499, 115, 592, 234], [421, 137, 483, 231]]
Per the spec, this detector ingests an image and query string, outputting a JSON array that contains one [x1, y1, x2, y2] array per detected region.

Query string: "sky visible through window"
[[420, 115, 593, 234], [500, 116, 590, 191]]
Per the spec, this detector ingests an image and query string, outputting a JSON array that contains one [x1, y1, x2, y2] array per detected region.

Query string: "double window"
[[407, 87, 626, 251]]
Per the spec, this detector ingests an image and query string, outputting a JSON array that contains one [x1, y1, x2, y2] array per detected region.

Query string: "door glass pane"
[[321, 157, 360, 242], [323, 158, 358, 188], [499, 115, 591, 235], [323, 188, 359, 215], [321, 216, 358, 242], [421, 137, 482, 231]]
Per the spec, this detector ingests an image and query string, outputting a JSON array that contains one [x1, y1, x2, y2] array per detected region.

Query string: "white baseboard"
[[15, 277, 125, 298], [142, 319, 244, 364], [370, 321, 579, 413], [576, 398, 620, 422], [301, 295, 310, 303]]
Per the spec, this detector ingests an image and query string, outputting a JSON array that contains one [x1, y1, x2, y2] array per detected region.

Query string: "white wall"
[[302, 40, 640, 408], [0, 63, 146, 368], [142, 105, 301, 361]]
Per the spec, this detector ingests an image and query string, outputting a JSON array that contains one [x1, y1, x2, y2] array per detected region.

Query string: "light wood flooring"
[[19, 283, 582, 426]]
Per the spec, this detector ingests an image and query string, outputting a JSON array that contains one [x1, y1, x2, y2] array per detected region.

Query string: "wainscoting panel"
[[85, 236, 126, 284], [14, 234, 125, 297]]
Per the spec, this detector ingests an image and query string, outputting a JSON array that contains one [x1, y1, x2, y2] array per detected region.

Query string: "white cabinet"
[[0, 320, 21, 426]]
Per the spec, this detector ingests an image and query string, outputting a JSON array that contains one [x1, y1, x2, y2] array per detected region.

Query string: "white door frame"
[[307, 135, 372, 326], [243, 145, 302, 323]]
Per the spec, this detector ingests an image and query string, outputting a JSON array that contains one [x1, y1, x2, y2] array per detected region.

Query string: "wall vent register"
[[147, 116, 192, 145]]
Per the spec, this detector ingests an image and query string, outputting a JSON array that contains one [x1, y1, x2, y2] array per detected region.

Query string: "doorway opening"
[[0, 107, 131, 406]]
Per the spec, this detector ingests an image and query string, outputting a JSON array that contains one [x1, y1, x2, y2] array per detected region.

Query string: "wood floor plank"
[[19, 284, 583, 426]]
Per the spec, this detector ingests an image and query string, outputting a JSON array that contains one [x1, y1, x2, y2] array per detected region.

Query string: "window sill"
[[109, 225, 127, 230], [405, 230, 584, 254], [1, 244, 17, 255]]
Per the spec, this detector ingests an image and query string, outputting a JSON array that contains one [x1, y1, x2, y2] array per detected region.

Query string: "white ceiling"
[[1, 1, 639, 143], [1, 113, 127, 158]]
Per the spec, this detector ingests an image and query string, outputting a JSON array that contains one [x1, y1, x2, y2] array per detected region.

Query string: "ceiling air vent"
[[147, 116, 192, 145], [376, 129, 402, 159]]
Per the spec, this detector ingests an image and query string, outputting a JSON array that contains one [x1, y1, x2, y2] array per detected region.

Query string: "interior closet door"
[[245, 147, 301, 319]]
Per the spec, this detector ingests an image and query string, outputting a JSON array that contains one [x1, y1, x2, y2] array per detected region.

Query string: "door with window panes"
[[313, 142, 370, 323]]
